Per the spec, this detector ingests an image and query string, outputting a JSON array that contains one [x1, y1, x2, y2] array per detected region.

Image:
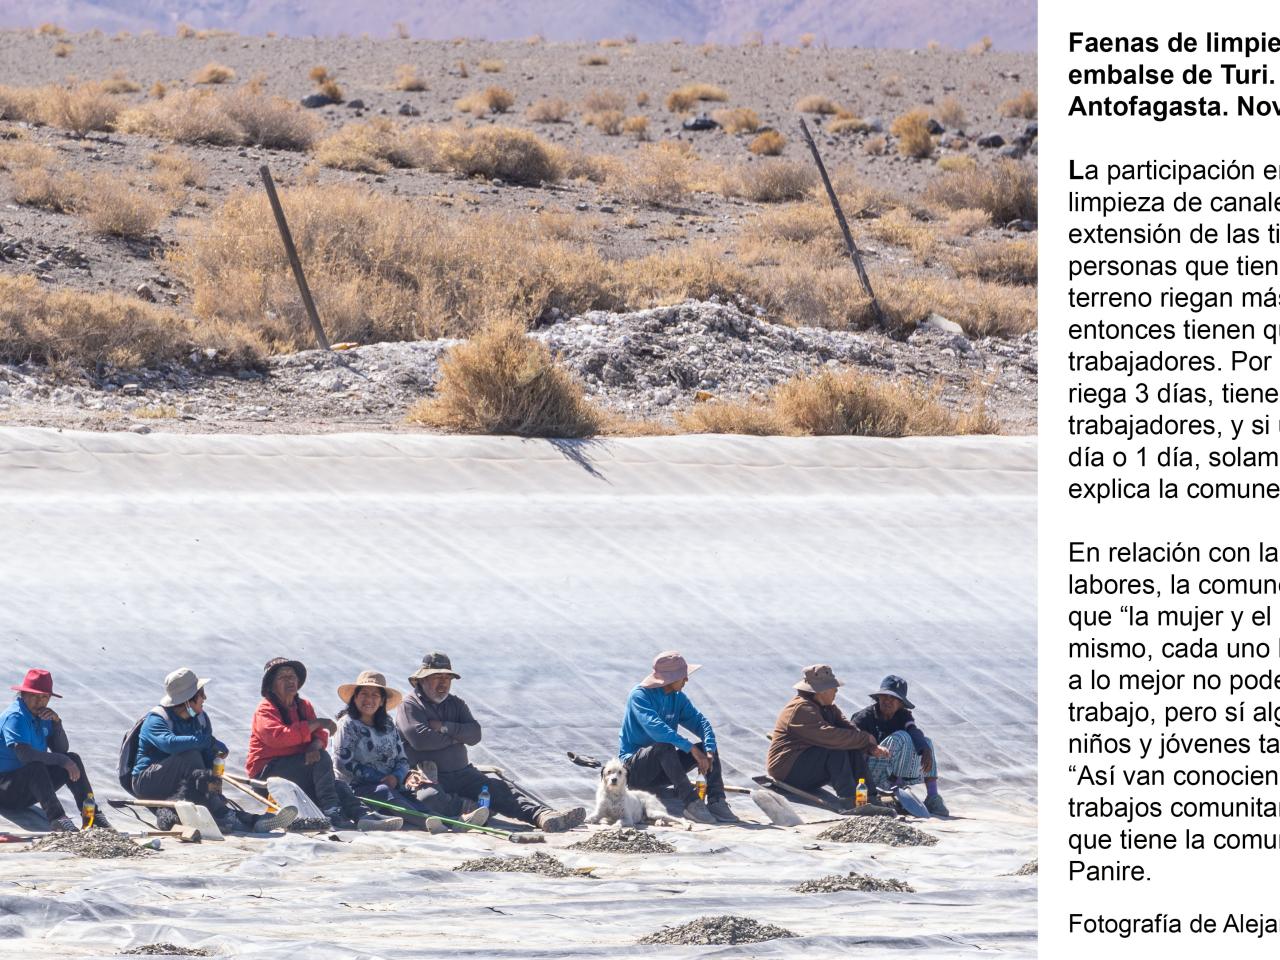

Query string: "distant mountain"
[[0, 0, 1036, 51]]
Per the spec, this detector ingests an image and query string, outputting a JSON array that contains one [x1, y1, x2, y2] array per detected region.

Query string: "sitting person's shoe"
[[154, 807, 180, 832], [682, 799, 717, 824], [423, 816, 448, 834], [88, 811, 112, 830], [461, 805, 490, 827], [706, 799, 740, 822], [357, 811, 403, 831], [536, 806, 587, 832], [924, 793, 950, 816], [253, 806, 298, 833], [50, 815, 79, 833], [326, 808, 356, 831], [219, 810, 242, 835]]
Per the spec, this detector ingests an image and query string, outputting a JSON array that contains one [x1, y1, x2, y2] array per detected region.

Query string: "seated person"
[[333, 669, 487, 831], [132, 668, 295, 834], [395, 652, 585, 833], [0, 669, 109, 832], [247, 657, 401, 832], [765, 664, 891, 812], [619, 651, 738, 824], [852, 674, 948, 815]]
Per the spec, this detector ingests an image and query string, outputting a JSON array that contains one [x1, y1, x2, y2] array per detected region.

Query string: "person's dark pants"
[[625, 742, 724, 805], [353, 782, 469, 820], [439, 764, 543, 826], [0, 753, 93, 823], [783, 746, 871, 801], [132, 749, 235, 821], [262, 751, 366, 819]]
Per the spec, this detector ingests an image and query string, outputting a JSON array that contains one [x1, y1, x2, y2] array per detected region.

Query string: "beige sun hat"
[[795, 664, 841, 694], [640, 651, 701, 689], [337, 670, 404, 711]]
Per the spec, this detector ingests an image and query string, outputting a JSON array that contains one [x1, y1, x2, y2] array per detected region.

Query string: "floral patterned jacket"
[[333, 714, 411, 787]]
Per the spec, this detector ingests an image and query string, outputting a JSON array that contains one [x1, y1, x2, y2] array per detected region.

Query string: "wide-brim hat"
[[795, 664, 841, 694], [338, 670, 404, 712], [160, 667, 209, 707], [640, 651, 700, 689], [409, 652, 460, 684], [11, 668, 60, 699], [869, 674, 914, 710], [262, 658, 307, 697]]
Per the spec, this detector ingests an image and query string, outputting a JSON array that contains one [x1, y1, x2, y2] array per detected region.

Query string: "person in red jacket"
[[247, 658, 400, 832]]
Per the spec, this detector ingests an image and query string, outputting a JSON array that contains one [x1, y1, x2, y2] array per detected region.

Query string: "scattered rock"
[[793, 871, 915, 893], [300, 93, 334, 109], [976, 132, 1005, 148], [682, 114, 719, 131], [926, 118, 944, 135], [29, 829, 154, 859], [817, 817, 938, 846], [569, 828, 675, 854], [1009, 858, 1038, 875], [346, 99, 366, 110], [638, 915, 796, 945], [455, 851, 577, 877], [120, 945, 212, 957], [397, 103, 421, 117], [918, 313, 965, 336]]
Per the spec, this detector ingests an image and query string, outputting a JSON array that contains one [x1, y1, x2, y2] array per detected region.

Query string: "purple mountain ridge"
[[0, 0, 1035, 51]]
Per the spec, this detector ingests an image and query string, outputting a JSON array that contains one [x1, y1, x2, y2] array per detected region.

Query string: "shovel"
[[361, 796, 545, 843], [108, 799, 224, 841]]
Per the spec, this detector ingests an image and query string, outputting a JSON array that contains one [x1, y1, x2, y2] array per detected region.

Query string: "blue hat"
[[870, 675, 914, 710]]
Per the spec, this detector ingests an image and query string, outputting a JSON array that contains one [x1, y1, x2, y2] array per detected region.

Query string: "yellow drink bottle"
[[696, 775, 707, 800], [81, 791, 96, 829], [855, 778, 868, 807]]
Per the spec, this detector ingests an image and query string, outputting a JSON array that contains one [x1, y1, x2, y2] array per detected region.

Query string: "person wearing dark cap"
[[247, 657, 402, 832], [0, 669, 109, 832], [395, 652, 586, 833], [765, 664, 893, 812], [617, 651, 737, 824], [852, 674, 948, 815]]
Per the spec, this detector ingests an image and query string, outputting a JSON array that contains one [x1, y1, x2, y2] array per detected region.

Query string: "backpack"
[[117, 706, 172, 793]]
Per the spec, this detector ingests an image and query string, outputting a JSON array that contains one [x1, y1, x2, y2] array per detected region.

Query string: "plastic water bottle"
[[478, 785, 491, 809], [855, 778, 868, 808], [81, 791, 96, 829]]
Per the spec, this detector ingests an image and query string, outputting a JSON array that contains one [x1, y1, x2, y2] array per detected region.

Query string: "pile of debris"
[[119, 945, 213, 956], [454, 851, 577, 877], [793, 871, 915, 893], [569, 827, 675, 854], [28, 829, 155, 860], [817, 818, 939, 847], [637, 915, 796, 945], [1010, 858, 1038, 875]]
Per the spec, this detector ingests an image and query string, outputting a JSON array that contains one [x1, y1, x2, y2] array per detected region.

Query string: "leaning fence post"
[[797, 118, 886, 329], [258, 164, 330, 351]]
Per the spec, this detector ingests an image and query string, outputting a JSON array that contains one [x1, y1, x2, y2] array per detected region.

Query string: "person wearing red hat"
[[0, 669, 108, 832]]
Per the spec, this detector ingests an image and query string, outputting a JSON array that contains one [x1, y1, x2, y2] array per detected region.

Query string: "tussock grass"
[[455, 85, 514, 115], [37, 22, 66, 36], [925, 159, 1037, 223], [80, 177, 166, 238], [479, 59, 505, 73], [192, 62, 236, 84], [408, 321, 602, 437], [622, 115, 649, 139], [101, 71, 141, 94], [864, 135, 886, 155], [937, 155, 975, 173], [582, 89, 627, 112], [890, 109, 933, 158], [394, 65, 427, 91], [750, 130, 785, 155], [606, 141, 696, 206], [665, 83, 729, 112], [584, 109, 624, 135], [721, 159, 815, 203], [581, 54, 609, 66], [865, 208, 938, 262], [794, 94, 839, 114], [25, 82, 123, 136], [828, 115, 868, 135], [117, 87, 318, 150], [0, 85, 41, 121], [317, 118, 420, 172], [999, 90, 1037, 119], [13, 167, 86, 212], [944, 207, 990, 236], [0, 139, 56, 172], [751, 203, 835, 247], [677, 401, 786, 435], [713, 107, 760, 134], [444, 126, 561, 184], [527, 97, 570, 122], [936, 96, 966, 127], [52, 41, 72, 58], [953, 239, 1037, 285]]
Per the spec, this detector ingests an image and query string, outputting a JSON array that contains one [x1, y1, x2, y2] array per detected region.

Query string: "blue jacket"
[[618, 684, 717, 760], [0, 697, 56, 774], [133, 706, 227, 777]]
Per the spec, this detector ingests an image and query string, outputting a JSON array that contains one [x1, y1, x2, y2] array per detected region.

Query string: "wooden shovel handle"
[[222, 772, 280, 812]]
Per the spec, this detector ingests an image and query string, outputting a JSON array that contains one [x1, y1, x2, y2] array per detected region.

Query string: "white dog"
[[586, 757, 682, 827]]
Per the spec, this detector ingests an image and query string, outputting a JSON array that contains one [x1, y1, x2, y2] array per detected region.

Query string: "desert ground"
[[0, 29, 1036, 436], [0, 429, 1037, 957]]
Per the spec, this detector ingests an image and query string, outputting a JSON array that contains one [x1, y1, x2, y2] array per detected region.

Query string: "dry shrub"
[[880, 76, 903, 97], [773, 369, 995, 436], [743, 31, 764, 47], [309, 65, 331, 85], [224, 88, 320, 150], [582, 89, 627, 112], [925, 159, 1037, 223], [394, 65, 427, 91], [937, 155, 976, 173], [318, 79, 344, 102], [665, 83, 729, 112], [581, 54, 609, 66], [875, 271, 1035, 337], [945, 207, 990, 236], [81, 177, 166, 238], [799, 33, 815, 48], [794, 94, 838, 114], [953, 239, 1037, 285], [102, 71, 141, 94], [479, 59, 505, 73], [622, 115, 649, 139], [527, 97, 570, 122], [865, 208, 937, 262], [117, 89, 243, 145], [52, 41, 72, 58], [937, 96, 966, 127], [607, 141, 696, 206], [927, 40, 942, 51], [456, 85, 514, 115], [37, 82, 122, 135], [1000, 90, 1037, 119], [456, 59, 469, 78], [0, 85, 41, 121], [444, 126, 561, 184], [149, 81, 167, 99], [599, 38, 627, 48], [828, 116, 867, 135], [724, 159, 815, 203], [584, 109, 624, 135], [751, 203, 832, 246], [636, 91, 650, 107], [37, 22, 66, 36], [0, 274, 261, 370], [13, 167, 86, 212], [526, 34, 544, 45], [149, 148, 208, 188], [317, 118, 418, 172], [408, 321, 601, 437], [561, 149, 618, 183], [714, 107, 759, 134], [192, 62, 236, 84], [890, 109, 933, 158], [968, 35, 993, 55], [749, 130, 785, 155], [394, 21, 410, 40], [677, 401, 787, 435], [176, 23, 196, 38], [0, 139, 55, 172]]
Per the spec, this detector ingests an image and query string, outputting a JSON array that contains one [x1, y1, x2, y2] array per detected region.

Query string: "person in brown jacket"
[[765, 664, 890, 807]]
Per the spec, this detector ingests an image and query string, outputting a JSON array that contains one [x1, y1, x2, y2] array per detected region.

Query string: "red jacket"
[[246, 697, 328, 778]]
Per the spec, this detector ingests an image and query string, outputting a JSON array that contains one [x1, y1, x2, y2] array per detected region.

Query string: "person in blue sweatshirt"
[[132, 668, 295, 834], [618, 651, 738, 824]]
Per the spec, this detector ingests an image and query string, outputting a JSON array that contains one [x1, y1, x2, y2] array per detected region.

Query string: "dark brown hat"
[[261, 657, 307, 697], [409, 652, 460, 684]]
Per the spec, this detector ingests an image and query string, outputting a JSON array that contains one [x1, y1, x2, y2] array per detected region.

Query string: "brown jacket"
[[766, 692, 877, 780]]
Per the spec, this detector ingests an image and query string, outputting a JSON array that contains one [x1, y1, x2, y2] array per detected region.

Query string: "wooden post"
[[259, 164, 330, 351], [797, 118, 885, 329]]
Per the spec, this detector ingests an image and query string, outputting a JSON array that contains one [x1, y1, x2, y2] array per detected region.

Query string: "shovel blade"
[[173, 801, 224, 841]]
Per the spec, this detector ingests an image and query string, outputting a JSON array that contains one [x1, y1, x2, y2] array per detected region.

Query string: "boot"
[[924, 793, 950, 816], [705, 799, 739, 822], [535, 806, 586, 832], [357, 811, 403, 831], [682, 799, 716, 824]]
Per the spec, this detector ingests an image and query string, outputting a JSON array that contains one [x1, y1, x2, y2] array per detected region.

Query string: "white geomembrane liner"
[[0, 429, 1036, 958]]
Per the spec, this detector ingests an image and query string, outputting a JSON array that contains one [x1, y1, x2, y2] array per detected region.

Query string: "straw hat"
[[337, 670, 403, 711], [795, 664, 841, 694], [639, 651, 701, 689]]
